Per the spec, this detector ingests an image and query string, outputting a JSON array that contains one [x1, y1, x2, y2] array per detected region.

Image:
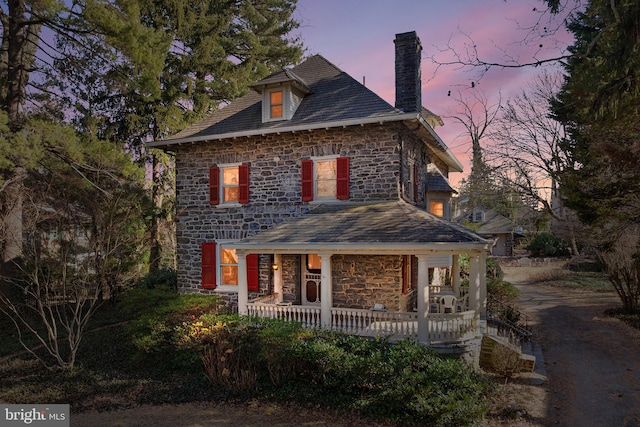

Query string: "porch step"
[[480, 335, 535, 374]]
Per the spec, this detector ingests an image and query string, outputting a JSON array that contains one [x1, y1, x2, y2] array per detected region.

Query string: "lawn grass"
[[528, 268, 613, 292]]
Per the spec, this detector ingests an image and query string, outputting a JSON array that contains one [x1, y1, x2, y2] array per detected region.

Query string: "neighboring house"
[[456, 206, 523, 257], [149, 32, 493, 352]]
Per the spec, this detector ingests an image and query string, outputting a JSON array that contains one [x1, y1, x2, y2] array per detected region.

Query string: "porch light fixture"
[[271, 263, 279, 271]]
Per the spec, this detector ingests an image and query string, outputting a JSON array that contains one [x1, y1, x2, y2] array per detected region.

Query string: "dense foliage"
[[550, 0, 640, 313], [527, 232, 570, 258], [0, 288, 493, 425]]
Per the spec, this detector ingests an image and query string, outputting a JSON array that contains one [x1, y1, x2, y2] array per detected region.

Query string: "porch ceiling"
[[230, 201, 493, 254]]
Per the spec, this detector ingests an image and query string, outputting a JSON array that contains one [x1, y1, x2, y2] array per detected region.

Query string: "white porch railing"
[[247, 303, 321, 328], [247, 301, 478, 343]]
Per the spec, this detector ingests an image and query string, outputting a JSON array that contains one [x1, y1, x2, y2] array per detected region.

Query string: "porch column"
[[319, 252, 333, 328], [416, 255, 430, 344], [237, 251, 248, 315], [451, 254, 461, 296], [468, 253, 481, 316], [479, 251, 487, 319], [273, 254, 283, 303]]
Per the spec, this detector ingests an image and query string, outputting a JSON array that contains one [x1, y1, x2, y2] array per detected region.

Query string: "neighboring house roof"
[[456, 206, 520, 235], [229, 200, 492, 253], [427, 172, 456, 193], [149, 55, 463, 173]]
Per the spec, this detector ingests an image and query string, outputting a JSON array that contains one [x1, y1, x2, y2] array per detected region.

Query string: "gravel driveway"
[[505, 265, 640, 427]]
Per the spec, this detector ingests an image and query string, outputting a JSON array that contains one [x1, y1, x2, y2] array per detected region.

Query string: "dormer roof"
[[250, 68, 312, 95]]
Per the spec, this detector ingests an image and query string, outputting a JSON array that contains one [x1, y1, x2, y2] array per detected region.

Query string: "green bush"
[[135, 268, 178, 292], [527, 232, 570, 257], [487, 279, 521, 304], [174, 315, 491, 426]]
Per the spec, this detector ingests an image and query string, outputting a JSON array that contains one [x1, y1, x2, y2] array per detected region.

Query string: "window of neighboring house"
[[429, 201, 445, 217], [270, 90, 283, 119], [474, 211, 484, 222], [301, 157, 349, 201], [201, 242, 258, 291], [209, 164, 250, 205]]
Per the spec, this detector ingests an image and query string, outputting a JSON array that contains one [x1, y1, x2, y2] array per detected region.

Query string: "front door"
[[302, 254, 321, 305]]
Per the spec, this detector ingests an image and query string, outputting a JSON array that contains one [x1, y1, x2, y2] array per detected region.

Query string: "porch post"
[[479, 251, 487, 319], [451, 254, 461, 296], [273, 254, 283, 303], [319, 252, 333, 328], [416, 255, 430, 344], [237, 251, 248, 315], [468, 253, 481, 315]]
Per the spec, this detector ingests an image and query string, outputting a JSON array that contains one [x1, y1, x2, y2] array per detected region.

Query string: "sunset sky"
[[293, 0, 574, 187]]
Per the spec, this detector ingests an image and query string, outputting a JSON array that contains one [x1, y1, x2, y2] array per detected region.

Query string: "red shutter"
[[336, 157, 350, 200], [209, 167, 219, 205], [413, 163, 419, 203], [301, 159, 314, 201], [402, 255, 409, 295], [239, 163, 249, 204], [202, 242, 217, 289], [247, 254, 259, 292]]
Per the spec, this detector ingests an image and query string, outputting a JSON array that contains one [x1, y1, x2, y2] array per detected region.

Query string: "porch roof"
[[230, 201, 493, 254]]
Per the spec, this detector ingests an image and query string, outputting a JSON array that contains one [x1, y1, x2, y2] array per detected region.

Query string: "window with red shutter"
[[202, 242, 217, 289], [239, 164, 249, 204], [301, 159, 314, 201], [336, 157, 350, 200], [247, 254, 259, 291], [209, 167, 220, 205]]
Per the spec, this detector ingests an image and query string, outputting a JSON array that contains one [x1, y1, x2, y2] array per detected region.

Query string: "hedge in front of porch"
[[176, 314, 491, 426]]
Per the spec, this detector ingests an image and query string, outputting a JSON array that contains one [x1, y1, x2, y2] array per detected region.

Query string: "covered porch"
[[229, 201, 493, 346], [239, 251, 487, 345]]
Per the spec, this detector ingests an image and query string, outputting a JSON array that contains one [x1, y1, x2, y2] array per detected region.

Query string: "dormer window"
[[251, 68, 312, 124], [270, 90, 284, 119]]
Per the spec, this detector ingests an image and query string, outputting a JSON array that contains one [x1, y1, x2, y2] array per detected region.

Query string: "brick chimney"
[[394, 31, 422, 113]]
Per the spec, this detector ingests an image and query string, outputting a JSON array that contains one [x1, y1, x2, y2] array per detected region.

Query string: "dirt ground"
[[70, 263, 640, 427], [489, 263, 640, 427]]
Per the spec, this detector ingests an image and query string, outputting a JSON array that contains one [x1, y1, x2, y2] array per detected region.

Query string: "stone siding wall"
[[331, 255, 404, 311], [173, 121, 450, 306], [174, 124, 401, 293]]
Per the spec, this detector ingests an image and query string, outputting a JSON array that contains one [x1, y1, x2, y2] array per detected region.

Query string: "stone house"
[[149, 31, 493, 350]]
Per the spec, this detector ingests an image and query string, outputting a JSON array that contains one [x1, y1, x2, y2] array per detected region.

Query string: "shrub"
[[174, 315, 491, 425], [527, 232, 570, 257], [135, 268, 178, 292], [487, 279, 521, 304]]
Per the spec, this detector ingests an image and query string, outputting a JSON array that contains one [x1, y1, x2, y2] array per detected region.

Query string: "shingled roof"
[[229, 201, 492, 252]]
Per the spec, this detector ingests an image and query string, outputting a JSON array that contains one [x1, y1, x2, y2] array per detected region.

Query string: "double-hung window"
[[209, 163, 250, 205], [301, 156, 350, 201], [201, 242, 258, 291]]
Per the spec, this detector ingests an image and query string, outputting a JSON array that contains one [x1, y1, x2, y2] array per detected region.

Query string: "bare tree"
[[596, 224, 640, 314], [446, 90, 507, 214], [486, 71, 583, 253]]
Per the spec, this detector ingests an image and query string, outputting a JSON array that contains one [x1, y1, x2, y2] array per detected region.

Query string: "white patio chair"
[[456, 294, 469, 312], [439, 295, 457, 313]]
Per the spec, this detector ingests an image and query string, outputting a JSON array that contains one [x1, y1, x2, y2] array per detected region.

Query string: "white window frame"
[[218, 162, 242, 206], [263, 87, 290, 122], [217, 242, 239, 291], [312, 155, 339, 201]]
